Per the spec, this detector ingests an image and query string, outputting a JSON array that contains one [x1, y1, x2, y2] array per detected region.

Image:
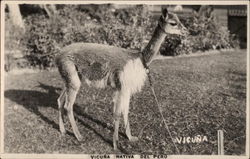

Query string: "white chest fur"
[[119, 58, 147, 94]]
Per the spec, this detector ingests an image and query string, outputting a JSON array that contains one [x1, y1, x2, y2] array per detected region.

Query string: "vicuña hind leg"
[[62, 62, 82, 141], [65, 87, 83, 141], [57, 87, 66, 135], [113, 91, 118, 114]]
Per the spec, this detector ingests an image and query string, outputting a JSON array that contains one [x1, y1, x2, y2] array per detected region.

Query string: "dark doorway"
[[228, 16, 247, 49]]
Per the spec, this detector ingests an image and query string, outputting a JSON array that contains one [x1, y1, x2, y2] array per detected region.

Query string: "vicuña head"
[[159, 8, 189, 36]]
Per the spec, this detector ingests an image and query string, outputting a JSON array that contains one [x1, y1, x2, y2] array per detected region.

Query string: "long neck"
[[142, 24, 167, 65]]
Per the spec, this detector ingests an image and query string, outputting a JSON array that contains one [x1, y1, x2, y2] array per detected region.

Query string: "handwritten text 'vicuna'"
[[174, 135, 208, 144]]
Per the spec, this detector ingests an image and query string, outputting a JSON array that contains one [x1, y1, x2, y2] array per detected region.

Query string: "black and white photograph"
[[1, 1, 249, 158]]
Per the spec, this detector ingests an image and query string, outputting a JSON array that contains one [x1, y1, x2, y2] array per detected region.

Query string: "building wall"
[[214, 8, 228, 27]]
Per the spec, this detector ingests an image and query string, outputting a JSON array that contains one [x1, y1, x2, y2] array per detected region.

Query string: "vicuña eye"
[[170, 23, 177, 26]]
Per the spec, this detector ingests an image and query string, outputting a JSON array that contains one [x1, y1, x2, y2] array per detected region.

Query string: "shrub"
[[6, 5, 240, 69], [21, 5, 154, 68]]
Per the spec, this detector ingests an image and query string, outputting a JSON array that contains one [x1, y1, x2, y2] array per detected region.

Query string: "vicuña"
[[56, 7, 188, 150]]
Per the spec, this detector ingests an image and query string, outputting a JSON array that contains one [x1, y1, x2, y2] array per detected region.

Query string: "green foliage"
[[22, 5, 154, 68], [24, 15, 58, 68], [5, 5, 240, 69]]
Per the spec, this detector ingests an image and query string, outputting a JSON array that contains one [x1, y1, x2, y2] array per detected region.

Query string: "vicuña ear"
[[162, 8, 168, 19]]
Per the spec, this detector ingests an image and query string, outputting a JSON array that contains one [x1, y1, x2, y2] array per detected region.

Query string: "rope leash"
[[147, 71, 180, 154]]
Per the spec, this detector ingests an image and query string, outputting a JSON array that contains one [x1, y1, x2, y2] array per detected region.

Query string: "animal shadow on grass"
[[4, 82, 129, 153]]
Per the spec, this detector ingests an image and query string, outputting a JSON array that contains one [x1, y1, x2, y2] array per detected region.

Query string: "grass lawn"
[[4, 50, 247, 155]]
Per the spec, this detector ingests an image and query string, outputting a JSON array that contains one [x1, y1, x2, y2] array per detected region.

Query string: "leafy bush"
[[23, 15, 58, 68], [21, 5, 154, 68], [5, 5, 240, 69]]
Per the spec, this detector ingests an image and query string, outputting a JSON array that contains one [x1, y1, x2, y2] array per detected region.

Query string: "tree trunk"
[[39, 4, 57, 17], [7, 4, 24, 29]]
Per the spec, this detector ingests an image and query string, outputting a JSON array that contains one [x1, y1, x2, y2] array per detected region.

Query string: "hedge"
[[5, 5, 239, 70]]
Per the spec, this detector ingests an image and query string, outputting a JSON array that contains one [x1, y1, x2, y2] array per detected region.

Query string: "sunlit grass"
[[4, 50, 246, 155]]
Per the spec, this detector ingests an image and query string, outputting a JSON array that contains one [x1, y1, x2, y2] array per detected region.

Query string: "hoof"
[[60, 129, 66, 136], [113, 140, 118, 150], [113, 145, 117, 151], [129, 136, 139, 142], [76, 135, 83, 142]]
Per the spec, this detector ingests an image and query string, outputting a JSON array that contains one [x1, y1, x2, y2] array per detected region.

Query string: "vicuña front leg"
[[124, 120, 138, 142], [113, 90, 138, 149], [113, 91, 122, 150], [121, 92, 138, 142]]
